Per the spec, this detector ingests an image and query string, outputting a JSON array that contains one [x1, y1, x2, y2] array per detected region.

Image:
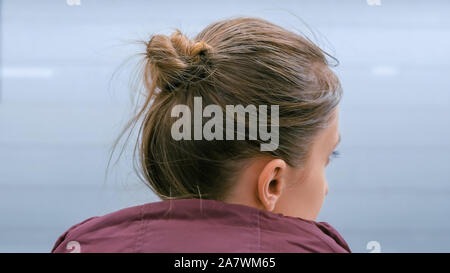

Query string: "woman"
[[52, 17, 350, 253]]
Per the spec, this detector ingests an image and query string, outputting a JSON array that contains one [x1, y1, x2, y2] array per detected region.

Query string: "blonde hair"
[[113, 17, 342, 201]]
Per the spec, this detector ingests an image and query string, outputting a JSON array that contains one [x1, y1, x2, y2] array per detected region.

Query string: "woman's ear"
[[257, 159, 287, 212]]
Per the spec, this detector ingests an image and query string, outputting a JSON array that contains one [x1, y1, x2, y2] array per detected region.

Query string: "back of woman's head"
[[121, 17, 342, 201]]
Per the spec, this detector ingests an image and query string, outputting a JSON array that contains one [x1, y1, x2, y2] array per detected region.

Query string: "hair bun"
[[145, 30, 213, 92]]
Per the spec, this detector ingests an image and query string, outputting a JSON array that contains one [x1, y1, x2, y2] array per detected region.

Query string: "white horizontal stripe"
[[1, 67, 54, 78], [371, 65, 399, 76]]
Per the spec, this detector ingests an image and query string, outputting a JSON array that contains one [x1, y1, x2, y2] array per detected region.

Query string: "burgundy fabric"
[[51, 198, 351, 253]]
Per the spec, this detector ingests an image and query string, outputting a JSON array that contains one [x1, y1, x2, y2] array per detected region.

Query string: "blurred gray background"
[[1, 0, 449, 252]]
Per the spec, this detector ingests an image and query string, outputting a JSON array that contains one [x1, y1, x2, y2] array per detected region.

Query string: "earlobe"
[[257, 159, 287, 212]]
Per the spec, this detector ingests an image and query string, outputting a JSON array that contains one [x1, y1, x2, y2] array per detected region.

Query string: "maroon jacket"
[[52, 198, 351, 253]]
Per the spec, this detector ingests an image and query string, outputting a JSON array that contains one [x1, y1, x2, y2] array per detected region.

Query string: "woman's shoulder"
[[313, 221, 352, 253], [51, 199, 351, 253], [51, 203, 146, 253], [254, 207, 351, 253]]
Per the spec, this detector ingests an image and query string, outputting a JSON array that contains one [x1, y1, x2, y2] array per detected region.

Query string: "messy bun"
[[145, 30, 213, 92]]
